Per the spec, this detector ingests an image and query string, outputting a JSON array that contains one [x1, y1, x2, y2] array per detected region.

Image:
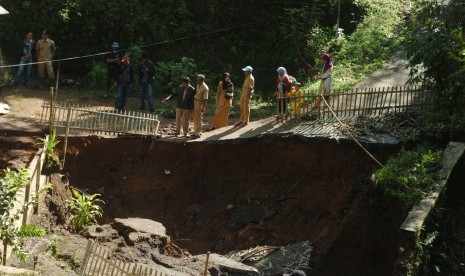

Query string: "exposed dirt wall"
[[63, 136, 404, 276]]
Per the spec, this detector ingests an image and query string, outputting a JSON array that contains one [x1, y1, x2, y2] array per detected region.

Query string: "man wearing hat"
[[138, 52, 155, 112], [106, 42, 121, 93], [192, 74, 209, 138], [35, 30, 56, 88], [238, 65, 254, 126], [163, 77, 195, 137]]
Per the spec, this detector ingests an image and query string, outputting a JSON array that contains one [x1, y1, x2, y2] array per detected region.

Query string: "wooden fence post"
[[49, 87, 54, 135], [61, 106, 72, 169], [203, 251, 211, 276]]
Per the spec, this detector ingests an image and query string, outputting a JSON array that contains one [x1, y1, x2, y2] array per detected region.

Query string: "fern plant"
[[39, 129, 61, 172], [67, 188, 104, 231]]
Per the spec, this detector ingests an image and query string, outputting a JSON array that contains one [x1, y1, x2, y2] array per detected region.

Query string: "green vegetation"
[[39, 129, 61, 172], [406, 0, 465, 142], [0, 168, 51, 265], [307, 0, 411, 91], [86, 62, 107, 96], [46, 235, 62, 258], [0, 0, 412, 95], [67, 188, 104, 232], [374, 145, 442, 209], [154, 57, 199, 94]]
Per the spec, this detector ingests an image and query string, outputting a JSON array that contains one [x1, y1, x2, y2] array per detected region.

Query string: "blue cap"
[[242, 66, 253, 72], [112, 42, 119, 48]]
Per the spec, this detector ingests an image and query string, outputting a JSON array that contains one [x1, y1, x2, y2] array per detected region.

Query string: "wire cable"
[[0, 15, 284, 69]]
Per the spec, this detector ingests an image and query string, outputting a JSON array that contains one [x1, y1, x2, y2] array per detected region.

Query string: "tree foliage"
[[406, 0, 465, 111], [0, 0, 361, 94]]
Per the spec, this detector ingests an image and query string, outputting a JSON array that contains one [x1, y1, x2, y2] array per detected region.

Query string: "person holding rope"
[[316, 53, 333, 107]]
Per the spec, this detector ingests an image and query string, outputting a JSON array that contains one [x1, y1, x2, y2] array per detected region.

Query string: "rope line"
[[0, 15, 284, 69], [321, 96, 385, 168]]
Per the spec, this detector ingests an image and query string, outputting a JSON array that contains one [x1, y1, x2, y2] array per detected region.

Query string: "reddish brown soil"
[[0, 136, 39, 175], [62, 136, 406, 276]]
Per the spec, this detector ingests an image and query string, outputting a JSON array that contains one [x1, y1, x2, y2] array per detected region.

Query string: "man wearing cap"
[[238, 66, 254, 126], [106, 42, 121, 92], [163, 77, 195, 137], [192, 74, 209, 138], [138, 52, 155, 112], [35, 30, 56, 88]]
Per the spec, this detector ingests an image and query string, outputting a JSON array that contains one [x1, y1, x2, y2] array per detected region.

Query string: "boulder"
[[112, 218, 168, 247], [82, 224, 119, 242]]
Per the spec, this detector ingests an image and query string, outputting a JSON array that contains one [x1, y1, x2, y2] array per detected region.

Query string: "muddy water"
[[63, 136, 404, 276]]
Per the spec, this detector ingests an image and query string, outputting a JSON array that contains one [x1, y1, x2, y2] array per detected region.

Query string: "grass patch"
[[375, 145, 442, 209]]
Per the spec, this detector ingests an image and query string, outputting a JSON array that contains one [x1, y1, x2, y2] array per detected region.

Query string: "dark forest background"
[[0, 0, 363, 94]]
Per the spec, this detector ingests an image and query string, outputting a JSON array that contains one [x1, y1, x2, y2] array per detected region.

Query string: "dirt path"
[[352, 50, 410, 89]]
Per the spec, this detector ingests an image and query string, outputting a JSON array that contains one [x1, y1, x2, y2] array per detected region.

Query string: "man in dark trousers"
[[163, 77, 195, 137], [114, 53, 133, 111], [14, 31, 35, 87], [138, 52, 155, 112]]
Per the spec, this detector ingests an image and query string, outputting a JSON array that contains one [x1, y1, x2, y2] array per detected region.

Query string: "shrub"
[[375, 145, 442, 208], [86, 61, 107, 95], [67, 188, 104, 232], [153, 57, 198, 94]]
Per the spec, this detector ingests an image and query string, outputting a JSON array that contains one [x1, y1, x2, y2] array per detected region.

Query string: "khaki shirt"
[[36, 38, 56, 61], [241, 74, 255, 99], [195, 82, 209, 101]]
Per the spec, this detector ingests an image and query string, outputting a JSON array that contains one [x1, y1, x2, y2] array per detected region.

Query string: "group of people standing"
[[14, 32, 331, 138], [105, 42, 256, 139], [14, 30, 56, 88], [106, 42, 155, 112], [162, 65, 255, 138], [275, 53, 333, 117]]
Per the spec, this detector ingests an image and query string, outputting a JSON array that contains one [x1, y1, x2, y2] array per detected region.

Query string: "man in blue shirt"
[[14, 32, 35, 87]]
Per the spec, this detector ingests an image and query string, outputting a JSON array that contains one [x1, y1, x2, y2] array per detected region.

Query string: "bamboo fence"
[[276, 85, 434, 122], [39, 102, 160, 137]]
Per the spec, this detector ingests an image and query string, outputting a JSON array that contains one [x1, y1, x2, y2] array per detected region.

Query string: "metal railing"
[[276, 85, 434, 122], [39, 102, 160, 137]]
